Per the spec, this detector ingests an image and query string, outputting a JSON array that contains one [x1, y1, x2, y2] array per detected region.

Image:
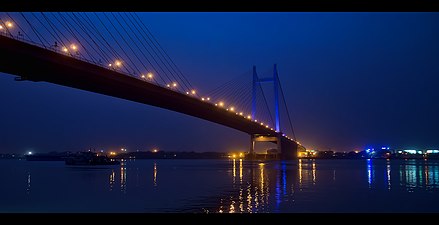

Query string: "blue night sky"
[[1, 12, 439, 154]]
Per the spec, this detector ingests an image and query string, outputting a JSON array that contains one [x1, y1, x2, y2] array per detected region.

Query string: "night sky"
[[1, 12, 438, 154]]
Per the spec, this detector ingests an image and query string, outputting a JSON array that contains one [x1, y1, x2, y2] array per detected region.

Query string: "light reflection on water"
[[1, 159, 439, 212], [120, 159, 126, 193], [210, 159, 439, 213], [153, 162, 157, 187]]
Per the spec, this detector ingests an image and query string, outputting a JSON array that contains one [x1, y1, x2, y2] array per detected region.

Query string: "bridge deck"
[[0, 35, 296, 141]]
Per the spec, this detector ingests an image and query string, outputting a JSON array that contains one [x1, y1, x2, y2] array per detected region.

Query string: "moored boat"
[[65, 151, 120, 165]]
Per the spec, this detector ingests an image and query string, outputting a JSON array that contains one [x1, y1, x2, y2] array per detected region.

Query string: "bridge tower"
[[252, 64, 280, 132], [250, 64, 297, 160]]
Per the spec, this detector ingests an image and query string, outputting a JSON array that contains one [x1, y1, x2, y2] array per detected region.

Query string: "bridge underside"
[[0, 35, 299, 158], [250, 134, 298, 160]]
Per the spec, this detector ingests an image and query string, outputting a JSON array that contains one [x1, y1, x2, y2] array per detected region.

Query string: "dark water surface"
[[1, 158, 439, 213]]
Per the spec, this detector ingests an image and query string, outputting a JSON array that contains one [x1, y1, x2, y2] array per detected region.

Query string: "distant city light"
[[62, 47, 68, 53], [427, 150, 439, 154], [201, 98, 205, 101], [172, 82, 177, 87], [152, 149, 159, 153], [206, 97, 210, 101], [147, 73, 153, 79], [141, 74, 145, 78], [108, 63, 112, 67], [191, 90, 196, 95], [403, 150, 417, 154], [0, 25, 3, 30], [230, 107, 235, 112], [218, 101, 224, 107], [27, 151, 32, 155]]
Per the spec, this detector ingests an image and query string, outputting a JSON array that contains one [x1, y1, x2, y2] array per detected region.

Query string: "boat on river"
[[65, 151, 120, 166]]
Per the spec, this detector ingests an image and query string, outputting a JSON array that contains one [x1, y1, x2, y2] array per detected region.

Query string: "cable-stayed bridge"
[[0, 12, 304, 159]]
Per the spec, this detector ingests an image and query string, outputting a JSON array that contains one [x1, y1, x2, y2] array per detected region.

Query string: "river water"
[[1, 158, 439, 213]]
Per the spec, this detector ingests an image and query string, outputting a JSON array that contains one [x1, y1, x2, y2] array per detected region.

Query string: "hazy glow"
[[427, 150, 439, 154], [70, 44, 77, 50], [404, 150, 417, 154]]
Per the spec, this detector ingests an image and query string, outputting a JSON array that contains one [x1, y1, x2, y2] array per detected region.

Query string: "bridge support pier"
[[278, 135, 299, 160], [250, 134, 255, 160], [248, 134, 298, 160]]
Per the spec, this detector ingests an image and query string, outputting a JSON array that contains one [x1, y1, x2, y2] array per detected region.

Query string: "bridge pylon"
[[249, 65, 298, 160]]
